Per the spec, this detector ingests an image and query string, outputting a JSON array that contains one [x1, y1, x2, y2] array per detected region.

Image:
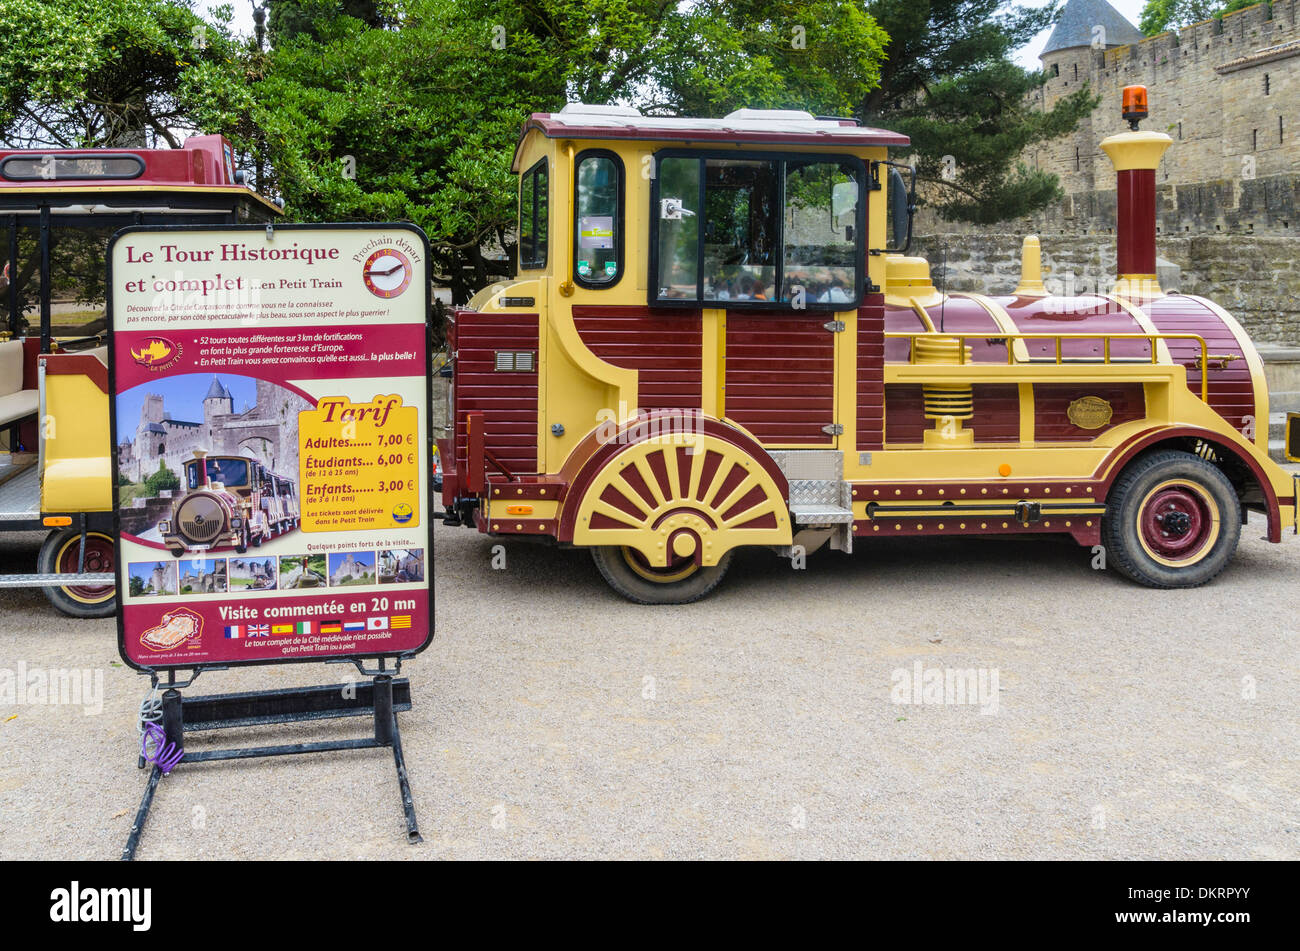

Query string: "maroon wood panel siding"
[[884, 384, 926, 444], [970, 384, 1020, 442], [885, 383, 1019, 444], [725, 312, 835, 444], [1144, 296, 1256, 436], [453, 310, 539, 476], [857, 297, 885, 450], [1034, 383, 1146, 441], [572, 306, 703, 410]]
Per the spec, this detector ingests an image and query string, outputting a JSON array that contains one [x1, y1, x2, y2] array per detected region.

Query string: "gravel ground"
[[0, 513, 1297, 861]]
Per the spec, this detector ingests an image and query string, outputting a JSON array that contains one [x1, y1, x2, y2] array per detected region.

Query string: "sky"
[[199, 1, 1151, 79], [117, 372, 258, 436]]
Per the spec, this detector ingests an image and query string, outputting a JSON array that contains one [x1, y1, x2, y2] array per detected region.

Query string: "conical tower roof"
[[1042, 0, 1145, 56], [204, 376, 231, 400]]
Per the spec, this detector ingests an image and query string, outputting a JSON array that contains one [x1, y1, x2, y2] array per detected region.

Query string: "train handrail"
[[885, 332, 1210, 402]]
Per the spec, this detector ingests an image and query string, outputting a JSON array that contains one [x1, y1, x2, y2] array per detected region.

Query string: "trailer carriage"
[[439, 93, 1298, 603], [0, 137, 279, 615]]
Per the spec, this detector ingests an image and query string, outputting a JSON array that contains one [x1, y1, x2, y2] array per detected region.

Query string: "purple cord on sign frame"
[[141, 722, 184, 774]]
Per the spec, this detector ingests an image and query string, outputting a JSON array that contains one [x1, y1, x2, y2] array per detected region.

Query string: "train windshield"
[[651, 154, 862, 307], [187, 458, 249, 489]]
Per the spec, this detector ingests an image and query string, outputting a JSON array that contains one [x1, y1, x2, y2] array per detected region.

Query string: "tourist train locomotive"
[[160, 450, 299, 556], [439, 89, 1299, 603]]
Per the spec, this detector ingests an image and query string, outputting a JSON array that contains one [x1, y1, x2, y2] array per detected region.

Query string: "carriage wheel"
[[1102, 450, 1240, 588], [591, 545, 734, 605], [38, 528, 116, 618]]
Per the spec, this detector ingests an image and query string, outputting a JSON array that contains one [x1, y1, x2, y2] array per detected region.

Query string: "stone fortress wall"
[[912, 1, 1300, 353]]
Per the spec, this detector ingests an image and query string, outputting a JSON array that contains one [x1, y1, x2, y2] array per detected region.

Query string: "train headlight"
[[159, 520, 170, 534], [231, 516, 242, 528]]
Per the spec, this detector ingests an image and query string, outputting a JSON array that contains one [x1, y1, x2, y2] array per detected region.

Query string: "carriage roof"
[[0, 134, 281, 217], [514, 104, 909, 170]]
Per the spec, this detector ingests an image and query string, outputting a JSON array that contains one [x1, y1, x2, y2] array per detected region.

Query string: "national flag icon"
[[248, 624, 270, 637], [294, 620, 314, 635], [271, 623, 294, 635], [390, 615, 412, 629], [321, 622, 342, 634], [344, 621, 365, 632], [366, 616, 388, 631], [224, 625, 243, 639]]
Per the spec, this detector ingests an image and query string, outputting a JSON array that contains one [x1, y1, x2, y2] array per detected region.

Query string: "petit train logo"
[[130, 336, 183, 372], [392, 502, 414, 524]]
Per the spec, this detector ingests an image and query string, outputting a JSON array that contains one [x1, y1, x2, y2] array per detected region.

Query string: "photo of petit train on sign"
[[110, 226, 431, 669]]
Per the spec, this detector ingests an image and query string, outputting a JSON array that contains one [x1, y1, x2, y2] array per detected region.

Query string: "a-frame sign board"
[[107, 223, 434, 859]]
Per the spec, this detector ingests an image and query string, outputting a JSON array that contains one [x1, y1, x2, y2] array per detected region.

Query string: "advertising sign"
[[109, 224, 432, 670]]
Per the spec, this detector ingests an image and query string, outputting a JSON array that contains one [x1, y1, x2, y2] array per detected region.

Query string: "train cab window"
[[651, 152, 863, 308], [784, 160, 860, 305], [702, 159, 778, 302], [656, 156, 700, 299], [574, 151, 622, 286], [519, 158, 548, 270], [187, 457, 248, 489]]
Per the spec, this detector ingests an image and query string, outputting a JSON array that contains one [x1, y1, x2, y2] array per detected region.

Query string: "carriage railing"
[[885, 332, 1210, 402]]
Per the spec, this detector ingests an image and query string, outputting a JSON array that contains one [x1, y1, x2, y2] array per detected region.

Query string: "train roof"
[[515, 103, 909, 167], [0, 134, 281, 217]]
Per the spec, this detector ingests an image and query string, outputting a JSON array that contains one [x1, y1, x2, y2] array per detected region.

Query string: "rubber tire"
[[37, 528, 117, 619], [1101, 450, 1240, 588], [591, 546, 734, 605]]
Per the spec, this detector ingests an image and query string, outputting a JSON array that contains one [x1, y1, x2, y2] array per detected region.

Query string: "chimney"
[[1100, 85, 1171, 298]]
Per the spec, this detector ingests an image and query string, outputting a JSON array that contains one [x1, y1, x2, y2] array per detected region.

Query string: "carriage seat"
[[0, 340, 38, 427]]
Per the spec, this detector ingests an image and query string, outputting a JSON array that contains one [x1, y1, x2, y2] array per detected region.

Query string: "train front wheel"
[[590, 545, 733, 605], [1102, 450, 1241, 588], [38, 528, 116, 619]]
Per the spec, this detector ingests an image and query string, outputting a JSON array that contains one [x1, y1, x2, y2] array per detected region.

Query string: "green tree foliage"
[[144, 459, 180, 495], [129, 575, 146, 597], [184, 0, 890, 301], [1139, 0, 1258, 35], [862, 0, 1098, 223], [0, 0, 244, 148]]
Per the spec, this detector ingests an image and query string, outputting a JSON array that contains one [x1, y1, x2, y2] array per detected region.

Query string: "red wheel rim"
[[56, 533, 115, 602], [1139, 484, 1214, 563]]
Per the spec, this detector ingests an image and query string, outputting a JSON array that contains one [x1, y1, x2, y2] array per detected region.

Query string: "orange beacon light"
[[1122, 84, 1149, 129]]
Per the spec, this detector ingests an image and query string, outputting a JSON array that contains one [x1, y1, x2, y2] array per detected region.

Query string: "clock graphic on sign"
[[362, 248, 413, 299]]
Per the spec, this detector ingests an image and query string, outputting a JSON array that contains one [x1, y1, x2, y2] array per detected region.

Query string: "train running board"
[[0, 572, 115, 588]]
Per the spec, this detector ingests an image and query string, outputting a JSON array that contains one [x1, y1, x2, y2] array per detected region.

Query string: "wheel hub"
[[1139, 483, 1215, 563], [1156, 510, 1192, 536]]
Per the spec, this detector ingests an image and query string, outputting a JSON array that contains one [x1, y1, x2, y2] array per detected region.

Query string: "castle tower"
[[1039, 0, 1146, 194], [203, 376, 234, 425]]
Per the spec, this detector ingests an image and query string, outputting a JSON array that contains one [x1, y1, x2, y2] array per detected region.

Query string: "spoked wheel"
[[1102, 450, 1240, 588], [37, 528, 117, 618], [591, 545, 734, 605]]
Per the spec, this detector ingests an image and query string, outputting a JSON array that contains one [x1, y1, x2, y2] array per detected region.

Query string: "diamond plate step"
[[789, 503, 855, 525], [768, 449, 842, 482]]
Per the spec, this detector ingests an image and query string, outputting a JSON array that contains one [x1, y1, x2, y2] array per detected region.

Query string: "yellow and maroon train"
[[438, 90, 1298, 603]]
